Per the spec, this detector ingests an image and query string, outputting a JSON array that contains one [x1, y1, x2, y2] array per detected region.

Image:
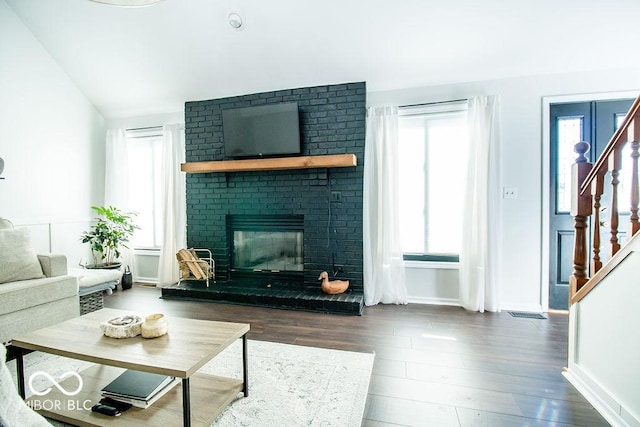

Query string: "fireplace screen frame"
[[227, 214, 304, 281]]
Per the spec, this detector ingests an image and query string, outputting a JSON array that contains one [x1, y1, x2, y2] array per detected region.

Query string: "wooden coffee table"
[[11, 308, 250, 427]]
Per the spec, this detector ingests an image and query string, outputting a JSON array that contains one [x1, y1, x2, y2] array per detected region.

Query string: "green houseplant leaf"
[[80, 206, 139, 267]]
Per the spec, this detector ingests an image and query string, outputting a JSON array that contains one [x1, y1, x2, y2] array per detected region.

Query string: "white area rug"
[[8, 340, 374, 426]]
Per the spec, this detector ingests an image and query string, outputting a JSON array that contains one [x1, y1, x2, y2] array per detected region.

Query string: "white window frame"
[[398, 100, 468, 263], [125, 127, 163, 250]]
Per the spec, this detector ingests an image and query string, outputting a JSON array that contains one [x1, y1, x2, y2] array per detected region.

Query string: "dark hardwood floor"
[[104, 285, 609, 426]]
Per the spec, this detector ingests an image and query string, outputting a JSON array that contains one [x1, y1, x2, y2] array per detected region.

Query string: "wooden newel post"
[[569, 142, 593, 297]]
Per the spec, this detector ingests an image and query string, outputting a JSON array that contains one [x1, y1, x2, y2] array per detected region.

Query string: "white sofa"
[[0, 220, 79, 344], [0, 254, 79, 344]]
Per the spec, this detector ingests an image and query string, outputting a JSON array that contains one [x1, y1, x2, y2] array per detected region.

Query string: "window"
[[126, 128, 163, 249], [617, 113, 634, 208], [555, 110, 630, 214], [555, 116, 583, 213], [398, 101, 468, 260]]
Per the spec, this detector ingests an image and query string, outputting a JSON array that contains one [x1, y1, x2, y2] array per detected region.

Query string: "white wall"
[[0, 0, 184, 279], [369, 67, 640, 312], [105, 112, 183, 130], [404, 262, 459, 306], [0, 0, 105, 264], [565, 249, 640, 426]]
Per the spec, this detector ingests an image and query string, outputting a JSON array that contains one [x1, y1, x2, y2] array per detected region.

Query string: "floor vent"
[[508, 311, 546, 319]]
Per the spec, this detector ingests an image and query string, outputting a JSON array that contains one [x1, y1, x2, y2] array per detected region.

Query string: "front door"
[[549, 99, 633, 310]]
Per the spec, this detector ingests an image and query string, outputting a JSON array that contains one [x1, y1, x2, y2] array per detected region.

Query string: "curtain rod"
[[126, 124, 185, 131], [125, 126, 163, 140], [126, 125, 163, 132], [399, 98, 467, 109]]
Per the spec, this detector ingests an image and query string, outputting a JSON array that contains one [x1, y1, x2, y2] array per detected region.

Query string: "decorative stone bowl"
[[141, 313, 168, 339], [100, 314, 143, 338]]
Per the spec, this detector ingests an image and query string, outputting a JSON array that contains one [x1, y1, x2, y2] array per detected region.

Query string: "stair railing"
[[570, 95, 640, 304]]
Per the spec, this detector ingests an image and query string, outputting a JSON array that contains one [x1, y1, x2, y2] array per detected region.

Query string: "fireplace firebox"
[[227, 215, 304, 281]]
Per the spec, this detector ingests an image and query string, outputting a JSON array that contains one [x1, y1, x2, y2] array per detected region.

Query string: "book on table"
[[101, 369, 180, 409]]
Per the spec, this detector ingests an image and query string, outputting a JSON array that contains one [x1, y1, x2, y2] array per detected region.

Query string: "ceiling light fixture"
[[89, 0, 164, 7], [228, 13, 243, 30]]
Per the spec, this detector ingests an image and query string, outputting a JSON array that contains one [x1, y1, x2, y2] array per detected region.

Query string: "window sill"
[[403, 260, 459, 270], [133, 248, 161, 256]]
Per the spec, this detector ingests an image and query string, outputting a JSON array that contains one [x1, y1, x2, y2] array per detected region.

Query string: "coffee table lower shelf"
[[28, 364, 244, 427]]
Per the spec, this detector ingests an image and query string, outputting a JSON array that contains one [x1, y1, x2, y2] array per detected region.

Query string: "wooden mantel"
[[181, 154, 357, 173]]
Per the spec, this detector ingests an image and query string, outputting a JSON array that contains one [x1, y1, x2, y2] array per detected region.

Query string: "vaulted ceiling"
[[6, 0, 640, 118]]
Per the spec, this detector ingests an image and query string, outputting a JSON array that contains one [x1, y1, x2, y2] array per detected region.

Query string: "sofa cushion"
[[68, 268, 120, 296], [37, 254, 68, 278], [69, 267, 121, 289], [0, 275, 77, 316], [0, 228, 44, 284]]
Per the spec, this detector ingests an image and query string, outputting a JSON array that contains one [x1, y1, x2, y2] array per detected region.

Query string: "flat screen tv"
[[222, 102, 301, 158]]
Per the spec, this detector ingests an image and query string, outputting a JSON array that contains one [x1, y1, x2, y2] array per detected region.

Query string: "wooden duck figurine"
[[318, 271, 349, 295]]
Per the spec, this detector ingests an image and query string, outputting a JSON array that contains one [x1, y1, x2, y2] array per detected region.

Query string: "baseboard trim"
[[407, 296, 460, 306], [134, 276, 158, 285], [499, 302, 543, 313], [563, 364, 638, 427]]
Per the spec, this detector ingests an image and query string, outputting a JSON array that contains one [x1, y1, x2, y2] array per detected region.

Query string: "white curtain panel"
[[363, 106, 408, 306], [459, 96, 501, 312], [156, 124, 186, 287], [104, 128, 135, 272]]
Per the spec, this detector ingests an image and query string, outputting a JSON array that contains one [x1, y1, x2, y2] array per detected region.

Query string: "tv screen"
[[222, 102, 301, 158]]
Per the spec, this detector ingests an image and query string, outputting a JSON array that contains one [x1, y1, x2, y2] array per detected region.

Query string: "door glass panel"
[[557, 117, 583, 213], [616, 113, 633, 212]]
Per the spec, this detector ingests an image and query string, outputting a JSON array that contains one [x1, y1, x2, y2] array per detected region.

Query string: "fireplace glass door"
[[228, 215, 304, 280], [233, 230, 303, 272]]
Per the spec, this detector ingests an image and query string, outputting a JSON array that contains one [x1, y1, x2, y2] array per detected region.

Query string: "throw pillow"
[[0, 228, 44, 284]]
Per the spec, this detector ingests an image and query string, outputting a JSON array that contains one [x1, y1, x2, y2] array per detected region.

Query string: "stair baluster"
[[628, 136, 640, 236], [591, 171, 605, 274], [609, 147, 622, 256]]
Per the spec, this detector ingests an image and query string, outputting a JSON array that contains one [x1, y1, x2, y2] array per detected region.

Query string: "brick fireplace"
[[162, 82, 366, 314]]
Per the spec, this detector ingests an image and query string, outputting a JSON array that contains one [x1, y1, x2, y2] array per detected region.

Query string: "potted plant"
[[81, 206, 138, 269]]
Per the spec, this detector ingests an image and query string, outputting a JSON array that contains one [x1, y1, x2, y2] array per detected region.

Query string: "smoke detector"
[[228, 13, 243, 30]]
